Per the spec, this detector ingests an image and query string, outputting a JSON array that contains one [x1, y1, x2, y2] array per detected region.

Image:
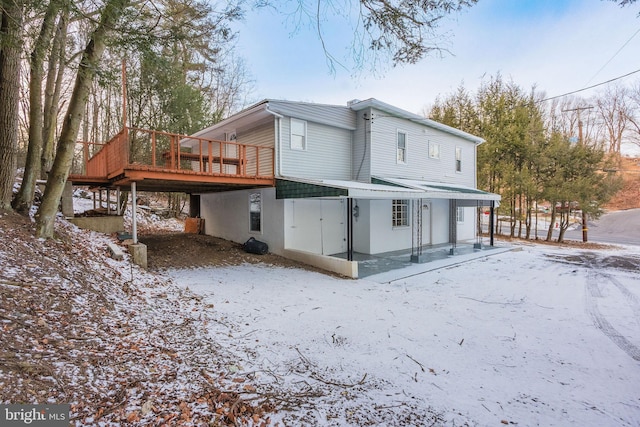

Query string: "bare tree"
[[41, 10, 70, 178], [626, 81, 640, 148], [594, 84, 629, 156], [262, 0, 477, 73], [0, 0, 25, 211], [36, 0, 132, 238], [13, 0, 64, 214]]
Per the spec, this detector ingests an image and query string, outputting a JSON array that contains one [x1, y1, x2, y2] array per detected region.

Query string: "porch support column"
[[106, 189, 111, 215], [489, 201, 495, 247], [129, 181, 147, 268], [449, 199, 458, 255], [347, 198, 353, 261], [474, 201, 483, 249]]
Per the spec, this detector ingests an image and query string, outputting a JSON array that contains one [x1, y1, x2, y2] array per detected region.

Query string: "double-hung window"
[[429, 141, 440, 159], [455, 147, 462, 172], [392, 199, 409, 227], [397, 131, 407, 163], [291, 118, 307, 150]]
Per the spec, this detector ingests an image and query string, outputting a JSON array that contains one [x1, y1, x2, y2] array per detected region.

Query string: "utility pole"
[[562, 105, 593, 242]]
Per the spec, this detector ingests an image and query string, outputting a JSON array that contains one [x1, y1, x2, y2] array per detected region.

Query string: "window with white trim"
[[249, 192, 262, 232], [429, 141, 440, 159], [455, 146, 462, 172], [397, 131, 407, 163], [456, 206, 464, 223], [290, 118, 307, 150], [392, 199, 409, 227]]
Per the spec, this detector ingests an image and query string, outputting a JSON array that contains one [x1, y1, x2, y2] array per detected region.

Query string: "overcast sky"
[[232, 0, 640, 115]]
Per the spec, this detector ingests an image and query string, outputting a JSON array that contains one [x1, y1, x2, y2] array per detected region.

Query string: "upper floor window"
[[455, 146, 462, 172], [291, 118, 307, 150], [429, 141, 440, 159], [392, 199, 409, 227], [397, 131, 407, 163]]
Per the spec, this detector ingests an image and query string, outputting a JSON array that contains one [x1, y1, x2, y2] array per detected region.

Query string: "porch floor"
[[332, 242, 512, 283]]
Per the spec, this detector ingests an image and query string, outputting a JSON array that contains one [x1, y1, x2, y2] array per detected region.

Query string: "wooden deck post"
[[131, 181, 138, 244], [116, 187, 121, 215]]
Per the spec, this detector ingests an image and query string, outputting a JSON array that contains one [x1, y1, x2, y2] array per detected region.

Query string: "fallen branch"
[[406, 354, 426, 372], [310, 372, 367, 388], [457, 295, 525, 305], [294, 347, 317, 369]]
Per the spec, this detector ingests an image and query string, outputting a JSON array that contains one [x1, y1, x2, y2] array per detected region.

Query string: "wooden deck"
[[69, 127, 275, 192]]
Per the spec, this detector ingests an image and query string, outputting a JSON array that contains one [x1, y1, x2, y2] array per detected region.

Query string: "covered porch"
[[276, 177, 501, 278], [334, 242, 508, 281]]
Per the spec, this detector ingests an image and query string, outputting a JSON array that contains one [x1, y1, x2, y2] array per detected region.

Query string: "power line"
[[584, 27, 640, 86], [537, 68, 640, 103]]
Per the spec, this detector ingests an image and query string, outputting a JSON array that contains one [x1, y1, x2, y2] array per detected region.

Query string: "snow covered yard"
[[167, 244, 640, 426]]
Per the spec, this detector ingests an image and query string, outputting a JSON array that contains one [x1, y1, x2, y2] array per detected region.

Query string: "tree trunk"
[[13, 0, 61, 214], [36, 0, 131, 238], [517, 193, 523, 238], [557, 210, 569, 243], [509, 194, 516, 237], [546, 204, 556, 242], [41, 10, 68, 179], [0, 0, 24, 211]]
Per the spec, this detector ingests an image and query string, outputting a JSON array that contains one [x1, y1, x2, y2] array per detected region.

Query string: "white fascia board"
[[186, 100, 270, 140]]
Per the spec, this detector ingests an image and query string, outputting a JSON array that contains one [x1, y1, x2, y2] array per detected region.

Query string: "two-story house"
[[181, 98, 500, 278]]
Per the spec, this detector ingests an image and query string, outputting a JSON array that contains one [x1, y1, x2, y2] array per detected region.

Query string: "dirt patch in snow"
[[140, 233, 338, 276]]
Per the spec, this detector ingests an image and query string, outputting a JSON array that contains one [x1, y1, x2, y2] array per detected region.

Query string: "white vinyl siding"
[[352, 109, 371, 182], [368, 108, 477, 186], [281, 117, 352, 180], [238, 123, 274, 177]]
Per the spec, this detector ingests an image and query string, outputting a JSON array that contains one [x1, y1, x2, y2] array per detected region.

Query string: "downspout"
[[265, 105, 284, 176]]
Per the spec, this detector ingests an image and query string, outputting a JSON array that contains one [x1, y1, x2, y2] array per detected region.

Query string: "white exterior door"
[[284, 199, 346, 255], [320, 200, 346, 255]]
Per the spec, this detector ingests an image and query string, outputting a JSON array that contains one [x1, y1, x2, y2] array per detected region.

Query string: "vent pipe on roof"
[[347, 99, 361, 107]]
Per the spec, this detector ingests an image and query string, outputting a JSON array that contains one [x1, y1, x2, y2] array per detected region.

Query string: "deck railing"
[[75, 127, 275, 180]]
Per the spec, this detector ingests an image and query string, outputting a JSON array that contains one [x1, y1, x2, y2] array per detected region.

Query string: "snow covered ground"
[[167, 243, 640, 426]]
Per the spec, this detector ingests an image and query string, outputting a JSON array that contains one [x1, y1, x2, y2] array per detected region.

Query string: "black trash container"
[[242, 237, 268, 255]]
